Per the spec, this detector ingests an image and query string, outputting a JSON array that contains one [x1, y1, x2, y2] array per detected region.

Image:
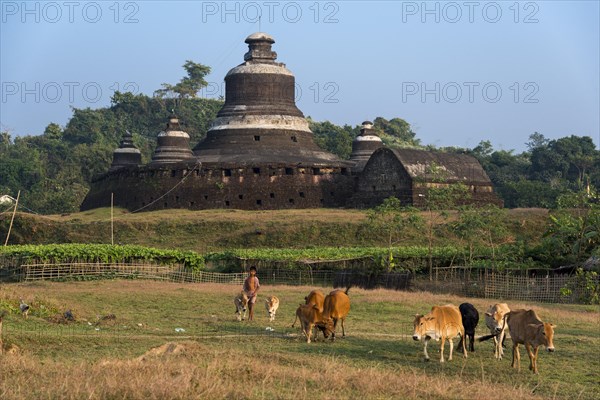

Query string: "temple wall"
[[81, 164, 354, 212]]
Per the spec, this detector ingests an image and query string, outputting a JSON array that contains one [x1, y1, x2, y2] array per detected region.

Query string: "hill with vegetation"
[[2, 196, 598, 272]]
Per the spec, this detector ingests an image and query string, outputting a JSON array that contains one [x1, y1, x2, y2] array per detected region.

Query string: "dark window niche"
[[171, 170, 177, 177], [224, 169, 232, 177], [285, 168, 293, 175], [175, 196, 180, 202], [299, 192, 305, 198], [392, 185, 397, 191], [189, 201, 195, 207], [289, 198, 295, 204], [253, 167, 261, 174], [239, 194, 244, 200], [256, 199, 262, 205], [313, 168, 320, 175], [164, 202, 168, 208], [291, 136, 297, 142], [225, 201, 230, 206], [254, 135, 260, 141], [204, 195, 208, 200], [270, 193, 275, 198], [372, 186, 376, 191]]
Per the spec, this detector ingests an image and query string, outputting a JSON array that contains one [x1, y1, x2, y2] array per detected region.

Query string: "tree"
[[541, 189, 600, 267], [471, 140, 494, 159], [0, 131, 11, 151], [154, 60, 211, 99], [373, 117, 420, 147], [367, 197, 424, 271], [43, 123, 63, 140], [525, 132, 549, 151], [416, 167, 470, 280], [308, 119, 353, 159], [530, 135, 599, 188], [453, 205, 511, 264]]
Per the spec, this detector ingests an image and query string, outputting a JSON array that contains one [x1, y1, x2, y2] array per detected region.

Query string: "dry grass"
[[0, 281, 597, 400], [1, 340, 547, 400], [52, 208, 371, 224]]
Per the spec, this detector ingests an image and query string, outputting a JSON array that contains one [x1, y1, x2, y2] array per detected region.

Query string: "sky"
[[1, 0, 599, 153]]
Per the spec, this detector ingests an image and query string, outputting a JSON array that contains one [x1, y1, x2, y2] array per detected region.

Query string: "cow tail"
[[345, 285, 351, 295], [478, 333, 498, 342]]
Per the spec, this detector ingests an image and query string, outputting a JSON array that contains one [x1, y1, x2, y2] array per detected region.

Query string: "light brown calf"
[[234, 291, 249, 321], [264, 296, 279, 322]]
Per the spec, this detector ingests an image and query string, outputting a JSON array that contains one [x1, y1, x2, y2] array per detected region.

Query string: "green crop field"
[[1, 280, 598, 399]]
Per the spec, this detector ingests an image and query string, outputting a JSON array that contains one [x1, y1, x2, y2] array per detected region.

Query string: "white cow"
[[265, 296, 280, 322], [234, 291, 249, 321], [484, 303, 511, 359]]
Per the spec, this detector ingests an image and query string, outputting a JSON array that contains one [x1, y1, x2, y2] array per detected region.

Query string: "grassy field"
[[1, 280, 598, 399]]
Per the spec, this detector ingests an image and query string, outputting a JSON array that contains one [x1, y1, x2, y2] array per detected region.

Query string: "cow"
[[264, 296, 280, 322], [291, 303, 332, 343], [234, 291, 249, 321], [321, 288, 351, 340], [507, 309, 556, 374], [305, 289, 325, 312], [458, 303, 479, 352], [484, 303, 511, 359], [302, 289, 327, 340], [412, 304, 467, 363]]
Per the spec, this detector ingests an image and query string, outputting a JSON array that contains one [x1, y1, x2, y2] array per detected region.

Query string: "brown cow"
[[305, 290, 325, 312], [304, 289, 326, 339], [485, 303, 511, 359], [507, 309, 556, 374], [292, 303, 332, 343], [234, 291, 249, 321], [412, 304, 467, 362], [322, 288, 351, 340]]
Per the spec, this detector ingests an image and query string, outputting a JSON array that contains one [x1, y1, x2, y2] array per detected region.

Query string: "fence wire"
[[1, 263, 597, 304]]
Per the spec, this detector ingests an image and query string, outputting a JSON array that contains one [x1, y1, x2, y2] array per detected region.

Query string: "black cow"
[[458, 303, 479, 352]]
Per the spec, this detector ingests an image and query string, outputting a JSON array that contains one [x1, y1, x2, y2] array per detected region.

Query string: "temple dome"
[[150, 115, 195, 165], [245, 32, 275, 43], [193, 33, 343, 165], [110, 130, 141, 171], [350, 121, 383, 172]]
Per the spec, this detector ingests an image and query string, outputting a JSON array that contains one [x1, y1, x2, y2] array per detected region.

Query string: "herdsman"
[[243, 266, 260, 321]]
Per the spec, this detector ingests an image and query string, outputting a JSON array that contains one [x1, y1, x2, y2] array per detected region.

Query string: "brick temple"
[[80, 33, 501, 212]]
